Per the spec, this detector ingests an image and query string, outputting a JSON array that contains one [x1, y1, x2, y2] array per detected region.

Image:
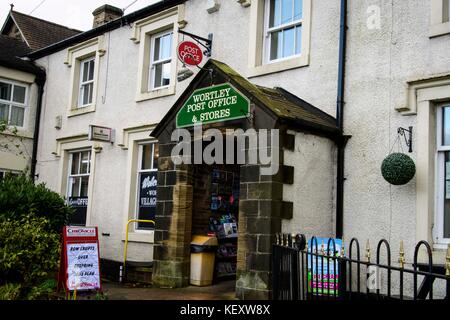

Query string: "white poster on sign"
[[66, 243, 101, 291]]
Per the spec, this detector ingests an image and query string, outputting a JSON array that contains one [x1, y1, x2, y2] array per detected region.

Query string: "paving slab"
[[101, 280, 237, 300]]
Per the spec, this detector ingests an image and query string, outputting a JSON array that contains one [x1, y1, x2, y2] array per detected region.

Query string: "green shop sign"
[[176, 83, 250, 128]]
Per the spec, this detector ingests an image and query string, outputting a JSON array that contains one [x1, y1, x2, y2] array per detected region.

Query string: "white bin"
[[190, 235, 218, 286]]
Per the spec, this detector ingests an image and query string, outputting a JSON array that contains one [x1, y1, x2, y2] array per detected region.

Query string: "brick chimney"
[[92, 4, 123, 28]]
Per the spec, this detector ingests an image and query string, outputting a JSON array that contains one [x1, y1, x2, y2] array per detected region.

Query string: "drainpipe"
[[336, 0, 348, 239], [30, 72, 46, 182]]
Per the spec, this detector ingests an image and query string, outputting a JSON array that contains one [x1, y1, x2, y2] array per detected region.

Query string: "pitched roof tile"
[[9, 11, 82, 51]]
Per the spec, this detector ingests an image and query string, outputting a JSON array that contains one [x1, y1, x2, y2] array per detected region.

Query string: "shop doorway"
[[191, 161, 240, 287]]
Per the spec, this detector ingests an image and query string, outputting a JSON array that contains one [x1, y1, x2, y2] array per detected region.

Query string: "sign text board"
[[58, 226, 102, 292], [176, 83, 250, 128], [88, 125, 114, 143]]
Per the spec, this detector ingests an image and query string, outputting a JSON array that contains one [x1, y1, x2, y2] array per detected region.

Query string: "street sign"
[[88, 125, 114, 143], [177, 41, 203, 66], [58, 226, 102, 292], [176, 83, 250, 128]]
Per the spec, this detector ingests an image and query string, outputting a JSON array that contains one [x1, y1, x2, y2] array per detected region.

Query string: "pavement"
[[101, 280, 237, 300]]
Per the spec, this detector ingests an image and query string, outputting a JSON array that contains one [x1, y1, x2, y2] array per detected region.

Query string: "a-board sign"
[[58, 226, 102, 292], [307, 237, 342, 296], [176, 83, 250, 128], [177, 41, 203, 66]]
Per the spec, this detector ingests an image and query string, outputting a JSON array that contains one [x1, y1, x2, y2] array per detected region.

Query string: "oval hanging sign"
[[177, 41, 203, 66]]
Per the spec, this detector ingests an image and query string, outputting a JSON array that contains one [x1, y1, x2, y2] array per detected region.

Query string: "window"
[[149, 30, 173, 90], [265, 0, 303, 62], [78, 57, 95, 107], [430, 0, 450, 37], [248, 0, 311, 77], [436, 105, 450, 244], [136, 143, 158, 230], [131, 7, 180, 101], [445, 0, 450, 22], [0, 169, 20, 180], [0, 80, 27, 127], [67, 150, 91, 226]]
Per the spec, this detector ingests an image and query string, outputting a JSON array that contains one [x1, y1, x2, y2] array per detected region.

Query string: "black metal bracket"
[[398, 126, 413, 153], [178, 29, 213, 57]]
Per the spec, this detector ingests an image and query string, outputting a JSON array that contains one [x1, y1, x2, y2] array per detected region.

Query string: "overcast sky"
[[1, 0, 161, 31]]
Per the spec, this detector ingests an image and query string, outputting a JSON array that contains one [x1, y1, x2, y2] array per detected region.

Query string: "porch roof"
[[151, 59, 340, 139]]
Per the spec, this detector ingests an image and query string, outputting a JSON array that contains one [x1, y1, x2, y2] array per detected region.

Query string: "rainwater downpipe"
[[336, 0, 348, 239], [31, 72, 46, 182]]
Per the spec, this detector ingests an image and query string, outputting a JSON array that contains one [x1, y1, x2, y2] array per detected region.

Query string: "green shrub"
[[0, 215, 61, 299], [26, 279, 58, 300], [0, 174, 73, 232], [0, 283, 21, 300]]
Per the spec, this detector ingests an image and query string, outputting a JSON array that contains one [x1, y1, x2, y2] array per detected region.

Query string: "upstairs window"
[[78, 57, 95, 108], [0, 80, 27, 127], [430, 0, 450, 37], [265, 0, 303, 62], [149, 30, 173, 90], [445, 0, 450, 22]]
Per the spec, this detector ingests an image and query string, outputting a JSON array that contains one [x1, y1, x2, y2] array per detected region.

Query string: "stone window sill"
[[122, 231, 154, 244], [416, 247, 448, 265], [429, 22, 450, 38], [68, 104, 96, 117], [135, 86, 175, 102], [248, 55, 309, 78]]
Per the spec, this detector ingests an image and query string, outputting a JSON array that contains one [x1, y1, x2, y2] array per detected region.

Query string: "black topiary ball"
[[381, 153, 416, 185]]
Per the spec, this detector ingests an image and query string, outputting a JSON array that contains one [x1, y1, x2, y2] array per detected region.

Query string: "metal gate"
[[272, 234, 450, 300]]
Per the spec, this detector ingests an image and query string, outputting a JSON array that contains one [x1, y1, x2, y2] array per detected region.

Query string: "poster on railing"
[[307, 237, 342, 296]]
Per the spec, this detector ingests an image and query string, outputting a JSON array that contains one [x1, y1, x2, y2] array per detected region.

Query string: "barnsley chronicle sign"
[[176, 83, 250, 128]]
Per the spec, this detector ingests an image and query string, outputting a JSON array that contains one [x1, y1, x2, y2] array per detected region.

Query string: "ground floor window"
[[436, 104, 450, 244], [136, 142, 158, 230], [0, 169, 20, 180], [67, 150, 91, 226]]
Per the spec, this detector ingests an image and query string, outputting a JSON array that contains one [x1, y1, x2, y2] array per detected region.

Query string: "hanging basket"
[[381, 153, 416, 185]]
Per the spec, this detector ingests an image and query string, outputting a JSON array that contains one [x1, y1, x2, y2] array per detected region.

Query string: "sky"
[[0, 0, 161, 31]]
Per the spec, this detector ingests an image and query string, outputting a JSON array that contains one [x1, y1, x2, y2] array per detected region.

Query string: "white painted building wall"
[[33, 0, 450, 275]]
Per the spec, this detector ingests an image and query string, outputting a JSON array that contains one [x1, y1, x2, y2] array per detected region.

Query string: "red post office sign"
[[178, 41, 203, 66], [58, 226, 102, 292]]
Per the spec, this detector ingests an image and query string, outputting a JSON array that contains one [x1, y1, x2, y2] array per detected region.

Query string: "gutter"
[[30, 71, 46, 182], [336, 0, 349, 239]]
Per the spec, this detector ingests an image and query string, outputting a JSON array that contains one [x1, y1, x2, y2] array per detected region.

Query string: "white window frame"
[[135, 142, 158, 232], [131, 6, 180, 102], [0, 169, 20, 180], [264, 0, 303, 64], [65, 36, 105, 117], [67, 149, 91, 201], [149, 30, 173, 91], [77, 57, 95, 108], [0, 78, 28, 128], [430, 0, 450, 37], [445, 0, 450, 22], [435, 103, 450, 245], [247, 0, 311, 78]]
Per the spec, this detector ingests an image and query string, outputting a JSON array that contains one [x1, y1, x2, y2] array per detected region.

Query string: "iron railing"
[[272, 234, 450, 300]]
